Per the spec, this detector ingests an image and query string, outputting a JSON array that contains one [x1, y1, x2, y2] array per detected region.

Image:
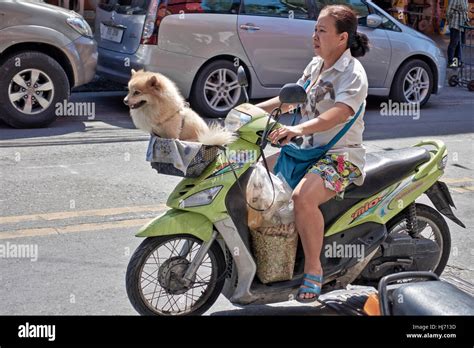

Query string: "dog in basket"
[[124, 69, 235, 146]]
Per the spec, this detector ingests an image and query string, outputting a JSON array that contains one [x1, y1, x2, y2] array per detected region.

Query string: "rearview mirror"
[[237, 66, 248, 87], [367, 14, 383, 28], [279, 83, 307, 104]]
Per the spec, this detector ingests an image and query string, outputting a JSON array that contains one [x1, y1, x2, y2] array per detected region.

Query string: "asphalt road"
[[0, 86, 473, 315]]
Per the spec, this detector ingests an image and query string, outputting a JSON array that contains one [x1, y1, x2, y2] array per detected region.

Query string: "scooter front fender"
[[135, 209, 214, 241]]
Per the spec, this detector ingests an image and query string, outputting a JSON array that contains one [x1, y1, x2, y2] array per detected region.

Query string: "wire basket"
[[146, 136, 221, 178]]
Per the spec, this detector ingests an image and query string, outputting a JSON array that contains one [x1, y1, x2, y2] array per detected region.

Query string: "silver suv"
[[0, 0, 97, 128], [95, 0, 446, 118]]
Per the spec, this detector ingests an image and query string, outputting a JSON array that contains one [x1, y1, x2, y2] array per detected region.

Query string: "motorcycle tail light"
[[363, 293, 381, 316]]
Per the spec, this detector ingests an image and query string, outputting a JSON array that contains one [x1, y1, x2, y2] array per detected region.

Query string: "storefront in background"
[[45, 0, 474, 38], [373, 0, 474, 37], [45, 0, 97, 26]]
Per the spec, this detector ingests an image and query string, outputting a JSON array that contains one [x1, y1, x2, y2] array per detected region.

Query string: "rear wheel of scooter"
[[387, 203, 451, 275], [126, 234, 226, 316]]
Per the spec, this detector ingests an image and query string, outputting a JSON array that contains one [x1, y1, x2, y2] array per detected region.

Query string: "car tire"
[[390, 59, 433, 107], [190, 60, 245, 118], [0, 51, 69, 128]]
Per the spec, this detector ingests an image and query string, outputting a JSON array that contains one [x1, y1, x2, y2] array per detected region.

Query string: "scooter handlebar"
[[267, 135, 303, 148]]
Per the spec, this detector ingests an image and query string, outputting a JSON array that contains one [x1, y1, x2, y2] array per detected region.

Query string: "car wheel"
[[190, 60, 244, 118], [390, 59, 433, 107], [0, 51, 69, 128]]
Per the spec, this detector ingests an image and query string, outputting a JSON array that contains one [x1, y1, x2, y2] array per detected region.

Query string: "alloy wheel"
[[203, 68, 241, 112], [8, 68, 55, 115], [403, 67, 430, 104]]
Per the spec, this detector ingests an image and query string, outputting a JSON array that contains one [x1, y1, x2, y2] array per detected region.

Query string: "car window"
[[165, 0, 238, 14], [315, 0, 400, 30], [98, 0, 151, 14], [315, 0, 369, 18], [241, 0, 317, 20]]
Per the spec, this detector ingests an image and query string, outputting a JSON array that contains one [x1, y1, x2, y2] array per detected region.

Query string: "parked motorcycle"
[[125, 68, 465, 316], [320, 271, 474, 315]]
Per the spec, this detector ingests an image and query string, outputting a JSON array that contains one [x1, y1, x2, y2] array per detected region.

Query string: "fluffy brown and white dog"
[[124, 69, 235, 146]]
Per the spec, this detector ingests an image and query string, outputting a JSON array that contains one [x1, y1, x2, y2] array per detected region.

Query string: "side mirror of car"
[[279, 83, 307, 104], [237, 66, 248, 87], [367, 14, 383, 28]]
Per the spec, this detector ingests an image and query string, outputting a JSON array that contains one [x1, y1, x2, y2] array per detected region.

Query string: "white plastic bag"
[[246, 163, 294, 229], [246, 162, 274, 211]]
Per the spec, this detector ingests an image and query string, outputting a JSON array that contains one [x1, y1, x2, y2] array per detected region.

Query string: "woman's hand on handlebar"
[[269, 125, 303, 146]]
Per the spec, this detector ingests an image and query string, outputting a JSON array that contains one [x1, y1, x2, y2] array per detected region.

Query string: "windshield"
[[97, 0, 151, 14]]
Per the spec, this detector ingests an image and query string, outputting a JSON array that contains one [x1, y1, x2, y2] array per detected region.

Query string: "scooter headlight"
[[225, 109, 252, 132], [179, 186, 223, 208]]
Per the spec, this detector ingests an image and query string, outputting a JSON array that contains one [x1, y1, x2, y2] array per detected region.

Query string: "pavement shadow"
[[0, 117, 87, 141], [0, 93, 135, 145], [209, 302, 338, 316]]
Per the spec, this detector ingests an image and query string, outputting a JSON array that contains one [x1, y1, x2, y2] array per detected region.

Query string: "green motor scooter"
[[125, 68, 464, 316]]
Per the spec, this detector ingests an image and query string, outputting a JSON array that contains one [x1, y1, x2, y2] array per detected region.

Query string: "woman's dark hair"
[[320, 5, 370, 58]]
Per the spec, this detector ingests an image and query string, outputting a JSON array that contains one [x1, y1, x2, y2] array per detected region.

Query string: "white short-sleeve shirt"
[[296, 49, 368, 185]]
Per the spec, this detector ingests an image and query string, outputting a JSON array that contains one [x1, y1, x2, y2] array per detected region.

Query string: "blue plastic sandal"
[[296, 273, 323, 303]]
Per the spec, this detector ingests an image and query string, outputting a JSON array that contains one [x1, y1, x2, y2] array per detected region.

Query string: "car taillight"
[[140, 0, 159, 45]]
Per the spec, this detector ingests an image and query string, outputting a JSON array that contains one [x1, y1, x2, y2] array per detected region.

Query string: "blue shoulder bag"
[[273, 104, 363, 189]]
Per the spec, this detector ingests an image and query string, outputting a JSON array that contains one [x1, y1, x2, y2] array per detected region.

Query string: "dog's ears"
[[131, 69, 137, 75], [147, 75, 161, 90]]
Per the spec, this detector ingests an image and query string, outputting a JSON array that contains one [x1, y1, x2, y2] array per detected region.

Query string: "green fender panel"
[[135, 209, 213, 241]]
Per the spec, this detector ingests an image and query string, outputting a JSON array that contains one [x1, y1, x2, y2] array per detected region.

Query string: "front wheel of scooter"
[[126, 234, 226, 316]]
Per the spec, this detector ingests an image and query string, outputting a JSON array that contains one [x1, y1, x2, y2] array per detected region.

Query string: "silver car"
[[0, 0, 97, 128], [95, 0, 446, 118]]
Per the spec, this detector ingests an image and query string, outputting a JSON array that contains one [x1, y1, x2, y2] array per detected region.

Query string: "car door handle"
[[240, 24, 260, 31], [102, 20, 127, 30]]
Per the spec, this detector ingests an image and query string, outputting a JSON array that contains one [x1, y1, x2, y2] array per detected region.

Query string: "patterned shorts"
[[308, 154, 362, 199]]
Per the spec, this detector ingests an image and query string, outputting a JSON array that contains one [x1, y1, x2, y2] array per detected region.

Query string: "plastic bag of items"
[[246, 163, 298, 283], [246, 163, 295, 229]]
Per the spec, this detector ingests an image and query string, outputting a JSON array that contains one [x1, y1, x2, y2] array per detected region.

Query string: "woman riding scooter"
[[256, 5, 370, 302]]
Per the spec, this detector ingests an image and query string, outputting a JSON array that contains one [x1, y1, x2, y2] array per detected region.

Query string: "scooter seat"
[[391, 280, 474, 315], [344, 147, 431, 199]]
